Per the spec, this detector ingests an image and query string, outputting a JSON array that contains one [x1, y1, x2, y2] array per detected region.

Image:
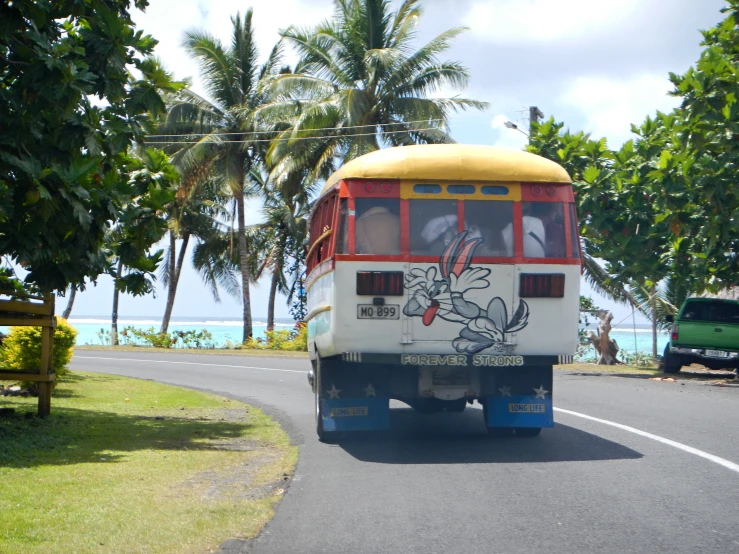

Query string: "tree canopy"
[[0, 0, 181, 292]]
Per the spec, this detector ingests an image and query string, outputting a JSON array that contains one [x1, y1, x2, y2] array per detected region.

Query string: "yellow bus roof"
[[322, 144, 571, 196]]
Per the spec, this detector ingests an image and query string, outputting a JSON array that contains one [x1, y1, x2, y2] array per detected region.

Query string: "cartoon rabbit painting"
[[403, 231, 530, 354]]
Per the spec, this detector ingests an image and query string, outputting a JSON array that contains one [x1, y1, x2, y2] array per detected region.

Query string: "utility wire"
[[145, 118, 448, 139], [144, 126, 447, 145]]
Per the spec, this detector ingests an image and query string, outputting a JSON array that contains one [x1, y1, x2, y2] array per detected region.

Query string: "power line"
[[145, 118, 448, 139], [144, 126, 449, 145]]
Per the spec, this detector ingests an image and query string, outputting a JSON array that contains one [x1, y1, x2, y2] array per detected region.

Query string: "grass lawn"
[[0, 372, 298, 554]]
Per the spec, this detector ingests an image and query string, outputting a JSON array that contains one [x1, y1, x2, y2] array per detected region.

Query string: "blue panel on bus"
[[485, 395, 553, 428], [321, 397, 390, 432]]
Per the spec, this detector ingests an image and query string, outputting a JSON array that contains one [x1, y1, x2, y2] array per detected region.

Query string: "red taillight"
[[671, 324, 679, 341], [519, 273, 565, 298], [356, 271, 404, 296]]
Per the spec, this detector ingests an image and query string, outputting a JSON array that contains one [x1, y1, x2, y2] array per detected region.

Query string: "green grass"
[[555, 362, 661, 375], [0, 372, 298, 554]]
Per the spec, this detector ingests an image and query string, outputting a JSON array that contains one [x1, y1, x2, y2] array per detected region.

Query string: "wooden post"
[[37, 295, 55, 417]]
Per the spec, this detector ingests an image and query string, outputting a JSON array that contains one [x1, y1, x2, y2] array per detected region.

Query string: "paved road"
[[71, 351, 739, 554]]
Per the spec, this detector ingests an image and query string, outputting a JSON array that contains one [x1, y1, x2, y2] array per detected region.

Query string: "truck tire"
[[314, 356, 327, 441], [513, 427, 541, 437], [663, 343, 682, 374], [445, 399, 467, 412], [482, 400, 513, 436], [314, 356, 341, 442], [408, 398, 444, 414]]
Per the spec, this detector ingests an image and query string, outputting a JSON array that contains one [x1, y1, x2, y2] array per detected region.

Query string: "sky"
[[63, 0, 729, 322]]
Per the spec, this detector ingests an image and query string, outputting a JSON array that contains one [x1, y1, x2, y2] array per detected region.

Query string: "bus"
[[305, 144, 581, 441]]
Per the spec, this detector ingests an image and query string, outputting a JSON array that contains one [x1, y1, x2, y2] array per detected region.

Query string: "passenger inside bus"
[[355, 198, 401, 255], [502, 202, 566, 258], [463, 200, 512, 257], [410, 199, 457, 255]]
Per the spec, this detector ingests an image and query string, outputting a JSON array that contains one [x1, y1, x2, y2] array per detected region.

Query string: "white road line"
[[73, 355, 307, 374], [74, 355, 739, 474], [555, 407, 739, 474]]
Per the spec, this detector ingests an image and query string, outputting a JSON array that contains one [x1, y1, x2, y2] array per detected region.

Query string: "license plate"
[[330, 407, 368, 417], [433, 370, 470, 386], [509, 403, 546, 413], [357, 305, 399, 319], [705, 349, 729, 358]]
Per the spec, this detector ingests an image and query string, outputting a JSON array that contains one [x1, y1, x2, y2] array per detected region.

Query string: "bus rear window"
[[520, 202, 567, 258], [464, 200, 513, 257], [354, 198, 400, 255], [410, 199, 458, 255]]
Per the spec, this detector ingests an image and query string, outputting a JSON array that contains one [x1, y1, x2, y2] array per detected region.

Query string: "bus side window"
[[464, 200, 513, 258], [410, 199, 458, 256], [569, 203, 581, 258], [335, 198, 349, 254], [518, 202, 567, 258], [355, 198, 400, 255]]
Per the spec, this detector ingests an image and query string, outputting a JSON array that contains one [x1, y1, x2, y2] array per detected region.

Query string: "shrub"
[[0, 317, 78, 390], [259, 323, 307, 351]]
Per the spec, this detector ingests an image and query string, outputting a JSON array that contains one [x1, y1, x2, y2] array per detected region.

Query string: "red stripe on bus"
[[333, 254, 581, 265], [400, 199, 410, 253], [348, 196, 356, 255], [513, 202, 524, 258]]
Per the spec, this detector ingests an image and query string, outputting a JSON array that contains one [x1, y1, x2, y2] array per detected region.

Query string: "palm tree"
[[165, 10, 286, 341], [261, 0, 487, 183], [158, 158, 236, 334], [61, 285, 76, 319], [251, 168, 312, 330]]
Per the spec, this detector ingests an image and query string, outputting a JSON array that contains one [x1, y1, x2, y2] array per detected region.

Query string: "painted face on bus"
[[403, 231, 485, 325], [404, 267, 462, 325]]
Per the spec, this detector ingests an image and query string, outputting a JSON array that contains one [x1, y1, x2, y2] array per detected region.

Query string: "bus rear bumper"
[[484, 395, 554, 428]]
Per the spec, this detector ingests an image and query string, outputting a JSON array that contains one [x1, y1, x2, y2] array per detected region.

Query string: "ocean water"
[[67, 317, 298, 347], [60, 316, 668, 358]]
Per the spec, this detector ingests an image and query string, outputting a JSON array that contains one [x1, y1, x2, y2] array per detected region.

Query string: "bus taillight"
[[519, 273, 565, 298], [356, 271, 404, 296]]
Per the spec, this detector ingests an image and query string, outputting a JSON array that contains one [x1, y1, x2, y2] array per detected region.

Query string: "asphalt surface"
[[71, 351, 739, 554]]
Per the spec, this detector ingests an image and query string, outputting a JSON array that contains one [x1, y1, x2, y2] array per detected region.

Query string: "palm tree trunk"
[[650, 284, 658, 359], [111, 259, 122, 346], [267, 268, 279, 331], [236, 192, 253, 342], [62, 285, 76, 319], [160, 232, 191, 334]]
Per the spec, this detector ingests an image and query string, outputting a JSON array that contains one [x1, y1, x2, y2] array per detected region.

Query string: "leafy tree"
[[160, 10, 285, 341], [107, 148, 178, 343], [263, 0, 487, 183], [0, 0, 181, 293], [652, 0, 739, 289]]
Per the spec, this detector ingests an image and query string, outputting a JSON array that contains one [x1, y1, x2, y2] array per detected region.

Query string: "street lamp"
[[504, 121, 529, 137]]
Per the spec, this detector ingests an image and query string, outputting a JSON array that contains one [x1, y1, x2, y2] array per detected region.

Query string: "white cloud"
[[463, 0, 640, 43], [133, 0, 333, 97], [557, 74, 680, 146]]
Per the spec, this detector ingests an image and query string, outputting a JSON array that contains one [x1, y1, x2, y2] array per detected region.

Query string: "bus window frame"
[[326, 180, 582, 266]]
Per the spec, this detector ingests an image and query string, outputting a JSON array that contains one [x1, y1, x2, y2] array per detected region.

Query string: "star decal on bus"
[[403, 231, 530, 354]]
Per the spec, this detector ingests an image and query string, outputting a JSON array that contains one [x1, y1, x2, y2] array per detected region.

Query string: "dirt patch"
[[176, 449, 288, 502]]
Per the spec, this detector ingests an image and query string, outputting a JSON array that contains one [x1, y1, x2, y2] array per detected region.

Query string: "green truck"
[[663, 297, 739, 374]]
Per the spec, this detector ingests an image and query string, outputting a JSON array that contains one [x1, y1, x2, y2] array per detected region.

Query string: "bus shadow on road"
[[336, 408, 643, 465]]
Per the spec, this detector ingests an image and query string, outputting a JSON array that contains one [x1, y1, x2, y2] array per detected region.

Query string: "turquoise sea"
[[59, 316, 668, 359], [67, 316, 298, 348]]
